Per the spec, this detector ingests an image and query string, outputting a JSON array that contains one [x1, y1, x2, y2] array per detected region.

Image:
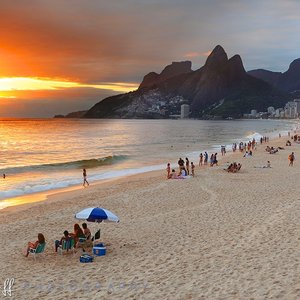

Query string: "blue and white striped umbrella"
[[75, 207, 119, 223]]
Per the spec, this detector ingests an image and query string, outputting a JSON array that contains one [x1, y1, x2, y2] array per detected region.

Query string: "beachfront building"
[[284, 99, 300, 118], [267, 106, 275, 115], [250, 109, 257, 117], [294, 99, 300, 118], [181, 104, 190, 119], [275, 108, 283, 118]]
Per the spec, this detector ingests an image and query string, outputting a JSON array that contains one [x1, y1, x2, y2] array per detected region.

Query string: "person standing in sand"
[[199, 153, 203, 166], [83, 168, 89, 186], [191, 162, 195, 177], [185, 157, 190, 175], [288, 152, 295, 166], [166, 163, 171, 179]]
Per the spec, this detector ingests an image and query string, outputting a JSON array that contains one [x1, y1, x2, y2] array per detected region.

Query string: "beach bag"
[[80, 254, 94, 263]]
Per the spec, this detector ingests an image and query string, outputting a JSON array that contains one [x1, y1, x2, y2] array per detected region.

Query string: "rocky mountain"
[[84, 45, 290, 119], [248, 58, 300, 93]]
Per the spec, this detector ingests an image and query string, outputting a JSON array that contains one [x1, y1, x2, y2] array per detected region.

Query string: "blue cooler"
[[93, 243, 106, 256]]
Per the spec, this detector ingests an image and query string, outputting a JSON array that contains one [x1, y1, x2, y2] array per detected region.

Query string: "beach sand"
[[1, 135, 300, 299]]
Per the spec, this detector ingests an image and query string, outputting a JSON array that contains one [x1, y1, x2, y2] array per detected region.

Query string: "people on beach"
[[210, 153, 218, 166], [2, 174, 5, 179], [55, 230, 71, 252], [288, 152, 295, 166], [83, 168, 89, 187], [221, 145, 226, 156], [166, 163, 171, 179], [25, 233, 45, 257], [226, 162, 242, 173]]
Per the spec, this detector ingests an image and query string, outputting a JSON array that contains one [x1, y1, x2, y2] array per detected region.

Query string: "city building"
[[181, 104, 190, 119]]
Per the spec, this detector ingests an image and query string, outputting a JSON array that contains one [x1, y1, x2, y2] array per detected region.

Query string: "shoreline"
[[1, 118, 297, 205], [0, 129, 294, 211]]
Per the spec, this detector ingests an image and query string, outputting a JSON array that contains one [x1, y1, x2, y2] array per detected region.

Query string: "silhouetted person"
[[83, 169, 89, 186]]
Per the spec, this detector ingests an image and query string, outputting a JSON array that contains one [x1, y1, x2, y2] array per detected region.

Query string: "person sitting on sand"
[[264, 161, 271, 168], [226, 162, 241, 173], [226, 163, 234, 172], [286, 140, 291, 146], [170, 169, 178, 179], [70, 223, 85, 245], [180, 168, 187, 176], [25, 233, 45, 257], [55, 230, 72, 252], [82, 223, 91, 240]]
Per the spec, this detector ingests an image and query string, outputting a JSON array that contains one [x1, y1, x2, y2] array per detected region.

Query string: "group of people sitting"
[[54, 223, 95, 252], [265, 146, 279, 154], [286, 140, 292, 146], [226, 162, 242, 173], [24, 223, 99, 257]]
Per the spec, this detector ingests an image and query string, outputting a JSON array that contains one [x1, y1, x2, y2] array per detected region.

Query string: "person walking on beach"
[[288, 152, 295, 166], [83, 168, 89, 186], [204, 152, 208, 165]]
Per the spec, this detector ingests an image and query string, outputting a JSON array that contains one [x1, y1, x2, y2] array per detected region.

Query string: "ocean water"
[[0, 118, 298, 201]]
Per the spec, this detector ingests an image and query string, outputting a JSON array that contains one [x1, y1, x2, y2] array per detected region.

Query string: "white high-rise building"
[[181, 104, 190, 119], [267, 106, 275, 114]]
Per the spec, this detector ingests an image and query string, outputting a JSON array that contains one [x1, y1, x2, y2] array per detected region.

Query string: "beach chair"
[[57, 238, 75, 255], [91, 229, 101, 243], [28, 243, 46, 260]]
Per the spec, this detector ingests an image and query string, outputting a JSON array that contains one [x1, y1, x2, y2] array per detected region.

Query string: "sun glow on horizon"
[[0, 77, 139, 97]]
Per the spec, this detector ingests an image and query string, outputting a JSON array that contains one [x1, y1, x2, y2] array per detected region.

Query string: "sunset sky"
[[1, 0, 300, 117]]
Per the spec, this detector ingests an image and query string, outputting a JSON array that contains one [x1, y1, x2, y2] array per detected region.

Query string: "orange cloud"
[[184, 51, 212, 58]]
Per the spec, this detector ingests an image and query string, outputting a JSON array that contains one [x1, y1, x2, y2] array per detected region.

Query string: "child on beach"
[[55, 230, 71, 252], [191, 162, 195, 177], [166, 163, 171, 179]]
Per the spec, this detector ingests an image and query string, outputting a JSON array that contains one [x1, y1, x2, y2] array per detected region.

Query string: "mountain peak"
[[205, 45, 228, 69], [287, 58, 300, 73], [139, 61, 192, 90]]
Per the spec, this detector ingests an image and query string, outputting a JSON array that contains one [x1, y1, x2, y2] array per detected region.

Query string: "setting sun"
[[0, 77, 138, 96]]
